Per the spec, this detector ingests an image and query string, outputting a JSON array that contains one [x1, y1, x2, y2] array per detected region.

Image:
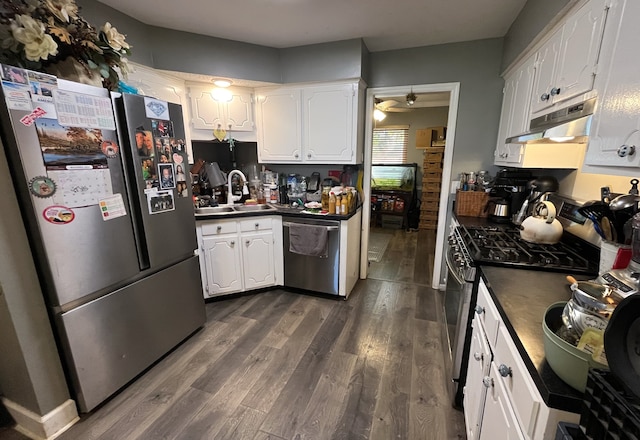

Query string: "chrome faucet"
[[227, 169, 249, 205]]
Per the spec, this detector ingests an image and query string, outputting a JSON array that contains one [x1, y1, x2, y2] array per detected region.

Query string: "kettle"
[[520, 201, 563, 244]]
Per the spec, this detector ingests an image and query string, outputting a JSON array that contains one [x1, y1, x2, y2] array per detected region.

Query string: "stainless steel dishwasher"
[[282, 217, 340, 295]]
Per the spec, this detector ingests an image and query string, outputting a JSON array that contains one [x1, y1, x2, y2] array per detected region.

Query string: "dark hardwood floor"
[[1, 229, 465, 440]]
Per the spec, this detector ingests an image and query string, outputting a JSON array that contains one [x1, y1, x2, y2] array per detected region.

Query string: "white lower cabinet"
[[464, 279, 578, 440], [197, 216, 283, 298], [480, 362, 525, 440]]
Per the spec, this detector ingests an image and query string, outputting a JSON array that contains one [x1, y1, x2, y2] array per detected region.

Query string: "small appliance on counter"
[[513, 175, 560, 226], [488, 168, 532, 224]]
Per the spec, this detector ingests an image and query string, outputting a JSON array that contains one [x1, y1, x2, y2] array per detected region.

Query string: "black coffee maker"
[[488, 169, 532, 223]]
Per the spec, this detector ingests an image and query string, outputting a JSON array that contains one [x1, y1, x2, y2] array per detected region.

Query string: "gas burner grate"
[[458, 225, 596, 274]]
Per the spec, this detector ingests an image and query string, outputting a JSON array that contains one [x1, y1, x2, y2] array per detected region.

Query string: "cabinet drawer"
[[476, 281, 501, 348], [239, 217, 273, 232], [200, 220, 238, 235], [493, 325, 541, 438]]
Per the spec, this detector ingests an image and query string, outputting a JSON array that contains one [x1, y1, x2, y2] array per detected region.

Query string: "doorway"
[[360, 83, 461, 289]]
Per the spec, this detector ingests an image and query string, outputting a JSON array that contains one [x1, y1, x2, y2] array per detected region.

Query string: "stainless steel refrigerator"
[[0, 66, 205, 412]]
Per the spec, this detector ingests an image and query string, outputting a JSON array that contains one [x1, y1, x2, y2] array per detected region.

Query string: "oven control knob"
[[498, 364, 512, 377], [482, 376, 493, 388], [448, 235, 456, 245]]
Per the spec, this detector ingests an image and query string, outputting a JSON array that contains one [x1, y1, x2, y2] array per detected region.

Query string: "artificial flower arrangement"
[[0, 0, 131, 90]]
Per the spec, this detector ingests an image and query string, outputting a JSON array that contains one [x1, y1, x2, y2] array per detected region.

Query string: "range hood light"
[[549, 136, 576, 143], [212, 78, 232, 88]]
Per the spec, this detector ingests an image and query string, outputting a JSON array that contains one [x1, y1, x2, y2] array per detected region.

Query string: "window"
[[372, 126, 408, 164]]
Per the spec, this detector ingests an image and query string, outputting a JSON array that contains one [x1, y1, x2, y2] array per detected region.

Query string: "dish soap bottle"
[[329, 192, 336, 214]]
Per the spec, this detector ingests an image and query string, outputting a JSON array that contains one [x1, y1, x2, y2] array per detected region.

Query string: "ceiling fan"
[[374, 98, 412, 112]]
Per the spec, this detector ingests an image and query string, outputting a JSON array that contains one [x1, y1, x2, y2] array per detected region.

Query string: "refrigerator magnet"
[[147, 190, 174, 215], [144, 98, 169, 120], [42, 205, 75, 224], [101, 140, 119, 158], [29, 176, 56, 198], [158, 163, 175, 189], [98, 194, 126, 221], [151, 119, 173, 138]]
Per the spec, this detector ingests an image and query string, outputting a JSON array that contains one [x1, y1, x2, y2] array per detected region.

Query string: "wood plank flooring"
[[1, 230, 465, 440]]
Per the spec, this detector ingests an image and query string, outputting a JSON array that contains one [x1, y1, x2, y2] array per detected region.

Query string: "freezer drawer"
[[283, 217, 340, 295], [57, 256, 205, 412]]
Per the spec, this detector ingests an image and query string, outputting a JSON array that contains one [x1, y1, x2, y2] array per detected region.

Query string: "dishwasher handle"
[[282, 221, 339, 231]]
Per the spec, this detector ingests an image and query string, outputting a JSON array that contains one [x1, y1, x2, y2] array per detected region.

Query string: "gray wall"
[[76, 0, 154, 66], [369, 38, 505, 183], [280, 39, 364, 84], [501, 0, 572, 71], [0, 141, 70, 415]]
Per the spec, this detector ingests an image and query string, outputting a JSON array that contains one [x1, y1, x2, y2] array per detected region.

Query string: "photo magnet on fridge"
[[158, 163, 175, 189]]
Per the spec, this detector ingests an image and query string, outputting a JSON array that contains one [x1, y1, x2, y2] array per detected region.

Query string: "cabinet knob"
[[475, 305, 485, 315], [205, 286, 209, 293], [482, 376, 493, 388], [255, 222, 259, 229], [498, 364, 512, 377], [473, 352, 483, 362], [217, 225, 222, 232], [617, 145, 636, 158], [246, 240, 250, 246], [230, 240, 235, 246], [550, 87, 561, 96], [294, 153, 299, 159], [307, 153, 312, 159], [540, 93, 550, 102]]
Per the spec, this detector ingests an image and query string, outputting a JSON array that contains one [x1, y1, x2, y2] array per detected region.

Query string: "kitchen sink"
[[195, 204, 278, 216], [232, 204, 277, 212], [194, 206, 235, 215]]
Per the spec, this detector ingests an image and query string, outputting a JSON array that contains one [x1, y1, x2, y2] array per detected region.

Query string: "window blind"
[[372, 127, 408, 164]]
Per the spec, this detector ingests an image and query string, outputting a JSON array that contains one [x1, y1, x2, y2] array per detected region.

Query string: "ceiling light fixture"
[[373, 108, 386, 121], [406, 91, 417, 106], [212, 78, 232, 88]]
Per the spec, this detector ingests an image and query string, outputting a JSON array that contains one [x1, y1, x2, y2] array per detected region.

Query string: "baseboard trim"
[[1, 398, 78, 440]]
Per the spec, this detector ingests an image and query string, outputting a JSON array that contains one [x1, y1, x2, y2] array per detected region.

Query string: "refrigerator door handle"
[[112, 94, 150, 271]]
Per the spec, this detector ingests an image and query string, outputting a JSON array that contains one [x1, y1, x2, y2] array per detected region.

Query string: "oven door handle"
[[445, 248, 466, 285]]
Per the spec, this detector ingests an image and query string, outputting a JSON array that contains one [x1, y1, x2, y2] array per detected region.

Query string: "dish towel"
[[288, 223, 329, 258]]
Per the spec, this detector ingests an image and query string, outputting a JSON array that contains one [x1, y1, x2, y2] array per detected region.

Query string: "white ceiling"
[[99, 0, 527, 52]]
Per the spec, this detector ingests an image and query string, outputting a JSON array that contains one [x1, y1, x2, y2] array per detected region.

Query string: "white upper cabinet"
[[303, 83, 357, 163], [256, 81, 364, 164], [189, 86, 254, 131], [255, 88, 303, 162], [531, 0, 609, 114], [585, 0, 640, 167], [494, 54, 537, 166]]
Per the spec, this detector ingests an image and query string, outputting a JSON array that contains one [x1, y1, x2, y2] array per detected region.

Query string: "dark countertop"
[[480, 266, 592, 413], [195, 204, 361, 221]]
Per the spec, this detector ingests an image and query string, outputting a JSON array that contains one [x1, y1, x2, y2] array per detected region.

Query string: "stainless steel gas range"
[[442, 194, 601, 407]]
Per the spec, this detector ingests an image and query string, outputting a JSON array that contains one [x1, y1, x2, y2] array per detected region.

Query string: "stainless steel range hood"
[[506, 97, 596, 144]]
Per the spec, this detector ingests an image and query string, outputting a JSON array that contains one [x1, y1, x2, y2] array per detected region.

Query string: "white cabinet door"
[[202, 235, 243, 296], [494, 55, 536, 165], [531, 29, 563, 114], [226, 92, 254, 131], [585, 0, 640, 167], [303, 83, 355, 163], [555, 0, 608, 104], [479, 363, 526, 440], [241, 231, 275, 290], [531, 0, 608, 114], [256, 88, 302, 162], [190, 86, 254, 131], [464, 321, 492, 440]]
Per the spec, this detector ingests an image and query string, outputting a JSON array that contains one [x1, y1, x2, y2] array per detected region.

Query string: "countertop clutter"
[[194, 203, 362, 221]]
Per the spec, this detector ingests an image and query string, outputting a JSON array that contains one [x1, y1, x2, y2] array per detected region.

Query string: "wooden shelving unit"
[[419, 146, 444, 230]]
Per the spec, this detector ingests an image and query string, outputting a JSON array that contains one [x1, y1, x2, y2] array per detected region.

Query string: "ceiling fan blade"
[[385, 107, 412, 112], [376, 99, 400, 110]]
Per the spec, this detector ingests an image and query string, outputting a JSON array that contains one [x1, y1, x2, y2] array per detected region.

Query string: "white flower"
[[101, 22, 129, 52], [44, 0, 79, 23], [11, 15, 58, 61]]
